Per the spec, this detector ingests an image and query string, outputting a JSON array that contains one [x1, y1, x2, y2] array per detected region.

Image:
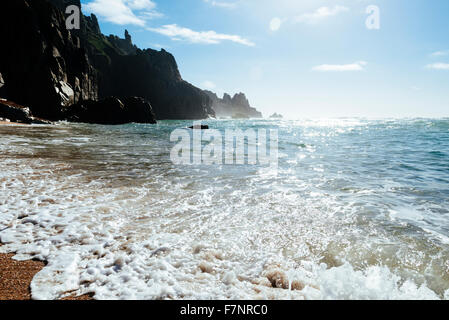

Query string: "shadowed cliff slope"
[[0, 0, 214, 121]]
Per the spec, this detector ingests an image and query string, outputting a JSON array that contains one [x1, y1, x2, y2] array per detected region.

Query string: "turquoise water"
[[0, 118, 448, 299]]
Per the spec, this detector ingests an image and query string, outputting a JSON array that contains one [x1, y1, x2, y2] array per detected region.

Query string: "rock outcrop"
[[63, 97, 156, 125], [0, 73, 6, 97], [0, 99, 52, 124], [204, 91, 262, 119], [0, 0, 214, 123]]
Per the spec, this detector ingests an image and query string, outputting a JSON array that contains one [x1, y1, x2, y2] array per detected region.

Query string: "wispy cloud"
[[295, 5, 349, 24], [147, 24, 255, 46], [202, 81, 217, 90], [83, 0, 162, 26], [430, 50, 449, 57], [203, 0, 237, 9], [426, 63, 449, 70], [312, 61, 367, 72]]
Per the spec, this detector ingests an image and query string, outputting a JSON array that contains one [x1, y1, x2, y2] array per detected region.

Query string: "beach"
[[0, 251, 93, 300]]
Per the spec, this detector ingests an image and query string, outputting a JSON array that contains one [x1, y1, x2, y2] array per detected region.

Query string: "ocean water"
[[0, 118, 448, 300]]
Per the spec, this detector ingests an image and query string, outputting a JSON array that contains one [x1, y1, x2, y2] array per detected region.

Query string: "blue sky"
[[80, 0, 449, 118]]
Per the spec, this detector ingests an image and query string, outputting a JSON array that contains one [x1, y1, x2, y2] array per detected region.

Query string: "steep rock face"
[[87, 29, 214, 120], [0, 0, 98, 120], [0, 73, 6, 97], [204, 91, 262, 119], [270, 113, 283, 119]]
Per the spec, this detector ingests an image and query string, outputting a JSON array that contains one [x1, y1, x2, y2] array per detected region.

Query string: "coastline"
[[0, 121, 29, 126], [0, 248, 93, 300]]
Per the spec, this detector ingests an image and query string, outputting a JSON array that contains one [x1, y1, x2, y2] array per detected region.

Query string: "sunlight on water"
[[0, 119, 448, 300]]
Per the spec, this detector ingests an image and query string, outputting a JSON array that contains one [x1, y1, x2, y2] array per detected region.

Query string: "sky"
[[80, 0, 449, 118]]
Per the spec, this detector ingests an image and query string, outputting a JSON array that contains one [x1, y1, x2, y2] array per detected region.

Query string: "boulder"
[[0, 99, 33, 123], [0, 0, 98, 120], [0, 0, 214, 122], [64, 97, 126, 124], [64, 96, 157, 125], [188, 125, 209, 130]]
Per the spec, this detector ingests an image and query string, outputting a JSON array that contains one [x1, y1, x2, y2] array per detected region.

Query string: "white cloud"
[[426, 63, 449, 70], [202, 81, 217, 90], [203, 0, 237, 9], [312, 61, 367, 72], [295, 5, 349, 24], [147, 24, 255, 46], [84, 0, 162, 26], [269, 17, 282, 32], [430, 50, 449, 57], [127, 0, 155, 10]]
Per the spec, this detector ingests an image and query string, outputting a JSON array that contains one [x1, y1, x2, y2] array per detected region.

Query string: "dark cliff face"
[[0, 0, 214, 121], [84, 19, 214, 120], [204, 91, 262, 119], [0, 0, 98, 120]]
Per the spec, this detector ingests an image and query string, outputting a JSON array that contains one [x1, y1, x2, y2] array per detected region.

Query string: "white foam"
[[0, 123, 448, 300]]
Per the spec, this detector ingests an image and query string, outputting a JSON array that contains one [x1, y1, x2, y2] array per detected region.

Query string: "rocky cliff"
[[0, 0, 214, 122], [0, 0, 98, 120], [204, 91, 262, 119]]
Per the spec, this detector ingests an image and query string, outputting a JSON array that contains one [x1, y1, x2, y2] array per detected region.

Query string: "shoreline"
[[0, 121, 29, 126], [0, 248, 93, 300]]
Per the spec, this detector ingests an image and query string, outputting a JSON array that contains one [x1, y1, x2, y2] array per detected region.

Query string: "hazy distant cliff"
[[0, 0, 214, 121], [204, 91, 262, 119]]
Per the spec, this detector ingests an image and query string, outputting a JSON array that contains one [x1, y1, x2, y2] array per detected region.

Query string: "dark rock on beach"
[[0, 0, 215, 123], [188, 125, 209, 130]]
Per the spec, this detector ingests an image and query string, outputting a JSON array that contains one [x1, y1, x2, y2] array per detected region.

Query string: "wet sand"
[[0, 251, 93, 300]]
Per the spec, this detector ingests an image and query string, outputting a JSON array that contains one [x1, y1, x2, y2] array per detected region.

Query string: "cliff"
[[0, 0, 98, 120], [204, 91, 262, 119], [0, 0, 214, 122]]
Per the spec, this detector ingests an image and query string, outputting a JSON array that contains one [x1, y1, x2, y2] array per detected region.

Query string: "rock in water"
[[0, 100, 33, 123], [188, 125, 209, 130], [0, 73, 6, 97], [120, 97, 157, 124], [270, 113, 283, 119]]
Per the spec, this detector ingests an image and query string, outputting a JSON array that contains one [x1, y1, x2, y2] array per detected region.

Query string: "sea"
[[0, 118, 448, 300]]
